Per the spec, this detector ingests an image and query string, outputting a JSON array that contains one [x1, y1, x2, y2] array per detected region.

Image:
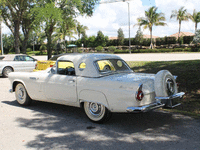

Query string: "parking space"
[[0, 77, 200, 150]]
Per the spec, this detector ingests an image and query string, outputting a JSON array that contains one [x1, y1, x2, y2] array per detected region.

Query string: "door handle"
[[68, 79, 75, 83]]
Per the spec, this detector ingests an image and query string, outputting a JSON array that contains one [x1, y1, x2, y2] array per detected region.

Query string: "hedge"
[[114, 48, 196, 54]]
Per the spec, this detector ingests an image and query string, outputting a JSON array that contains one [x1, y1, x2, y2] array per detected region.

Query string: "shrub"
[[183, 36, 194, 44], [96, 46, 104, 52], [27, 51, 41, 55], [108, 46, 116, 52], [114, 49, 129, 54], [26, 48, 32, 52]]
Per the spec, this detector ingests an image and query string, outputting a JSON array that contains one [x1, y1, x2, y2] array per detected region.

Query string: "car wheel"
[[83, 102, 112, 123], [15, 83, 32, 106], [154, 70, 178, 97], [2, 67, 13, 77]]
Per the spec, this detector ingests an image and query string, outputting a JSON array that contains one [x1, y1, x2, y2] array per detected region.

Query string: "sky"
[[77, 0, 200, 38], [1, 0, 200, 39]]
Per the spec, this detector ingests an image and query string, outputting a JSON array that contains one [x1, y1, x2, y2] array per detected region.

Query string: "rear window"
[[96, 59, 132, 74]]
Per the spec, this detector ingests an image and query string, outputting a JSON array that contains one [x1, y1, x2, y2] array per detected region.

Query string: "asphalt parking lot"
[[0, 77, 200, 150]]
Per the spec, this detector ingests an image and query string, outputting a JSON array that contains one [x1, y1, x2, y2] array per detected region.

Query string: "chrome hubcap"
[[18, 88, 24, 100], [89, 103, 101, 115]]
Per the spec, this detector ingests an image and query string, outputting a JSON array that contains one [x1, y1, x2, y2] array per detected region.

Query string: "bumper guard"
[[126, 92, 185, 112]]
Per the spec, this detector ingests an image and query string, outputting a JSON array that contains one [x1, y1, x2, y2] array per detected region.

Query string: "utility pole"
[[0, 19, 3, 55], [127, 2, 131, 53], [100, 0, 132, 52]]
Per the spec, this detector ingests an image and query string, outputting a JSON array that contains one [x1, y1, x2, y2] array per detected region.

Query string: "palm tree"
[[137, 6, 166, 49], [77, 22, 88, 39], [170, 6, 190, 41], [189, 9, 200, 32], [57, 17, 77, 51]]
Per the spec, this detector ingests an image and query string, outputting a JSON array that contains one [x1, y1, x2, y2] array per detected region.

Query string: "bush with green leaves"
[[183, 36, 194, 44], [26, 48, 32, 52], [108, 46, 116, 52], [96, 46, 104, 52]]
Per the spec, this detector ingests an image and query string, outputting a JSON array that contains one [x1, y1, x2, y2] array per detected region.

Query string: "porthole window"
[[79, 62, 86, 70], [117, 60, 123, 67]]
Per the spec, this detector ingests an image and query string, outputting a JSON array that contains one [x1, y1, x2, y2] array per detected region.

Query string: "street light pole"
[[128, 2, 131, 53], [0, 20, 4, 55]]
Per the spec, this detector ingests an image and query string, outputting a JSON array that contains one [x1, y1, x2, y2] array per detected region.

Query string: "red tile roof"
[[143, 34, 159, 39], [169, 32, 195, 39]]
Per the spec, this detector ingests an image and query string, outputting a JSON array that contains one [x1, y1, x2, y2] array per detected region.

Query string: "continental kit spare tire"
[[154, 70, 178, 97]]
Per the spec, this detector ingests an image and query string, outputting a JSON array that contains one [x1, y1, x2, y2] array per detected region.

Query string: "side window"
[[57, 61, 75, 76], [14, 56, 20, 61], [25, 56, 34, 61], [14, 56, 25, 61]]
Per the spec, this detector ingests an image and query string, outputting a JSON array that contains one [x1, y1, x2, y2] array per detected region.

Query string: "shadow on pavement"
[[2, 100, 200, 150]]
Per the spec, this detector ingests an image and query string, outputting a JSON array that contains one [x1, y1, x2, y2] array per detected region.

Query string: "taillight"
[[136, 84, 144, 101], [50, 65, 53, 67], [35, 64, 37, 69]]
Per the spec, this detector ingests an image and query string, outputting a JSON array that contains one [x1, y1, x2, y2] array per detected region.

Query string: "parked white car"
[[0, 54, 37, 77], [8, 53, 185, 123]]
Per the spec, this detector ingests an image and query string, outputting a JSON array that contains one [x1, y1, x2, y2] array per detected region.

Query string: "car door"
[[23, 55, 36, 72], [12, 55, 26, 72], [13, 55, 36, 72], [44, 61, 77, 105]]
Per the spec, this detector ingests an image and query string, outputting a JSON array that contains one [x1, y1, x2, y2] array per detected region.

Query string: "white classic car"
[[0, 54, 37, 77], [9, 53, 185, 123]]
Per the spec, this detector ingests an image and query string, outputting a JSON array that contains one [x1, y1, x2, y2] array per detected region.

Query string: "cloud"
[[78, 0, 199, 38], [1, 22, 11, 35], [154, 0, 200, 36], [77, 0, 145, 38]]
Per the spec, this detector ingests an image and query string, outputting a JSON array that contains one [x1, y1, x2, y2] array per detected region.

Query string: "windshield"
[[95, 59, 132, 74]]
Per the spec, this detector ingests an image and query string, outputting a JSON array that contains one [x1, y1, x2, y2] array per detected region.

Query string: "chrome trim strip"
[[126, 101, 165, 112]]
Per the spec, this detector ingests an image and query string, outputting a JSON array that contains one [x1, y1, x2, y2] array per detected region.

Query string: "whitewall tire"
[[15, 83, 32, 106], [83, 102, 112, 123]]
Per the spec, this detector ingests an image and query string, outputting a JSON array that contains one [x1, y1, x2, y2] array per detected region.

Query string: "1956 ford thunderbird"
[[8, 53, 185, 123]]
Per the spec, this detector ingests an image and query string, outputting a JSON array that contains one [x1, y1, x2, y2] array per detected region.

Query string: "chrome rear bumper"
[[126, 92, 185, 112]]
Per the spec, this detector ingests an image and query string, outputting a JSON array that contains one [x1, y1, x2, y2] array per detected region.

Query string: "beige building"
[[169, 32, 195, 39]]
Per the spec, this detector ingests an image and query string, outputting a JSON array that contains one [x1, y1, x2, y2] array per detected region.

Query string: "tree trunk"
[[150, 28, 153, 49], [178, 21, 181, 43], [21, 36, 29, 54], [195, 22, 197, 33], [45, 22, 54, 60], [14, 20, 20, 54]]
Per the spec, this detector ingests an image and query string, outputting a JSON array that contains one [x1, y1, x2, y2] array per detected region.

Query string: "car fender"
[[79, 90, 110, 110], [2, 65, 14, 72], [11, 79, 27, 92]]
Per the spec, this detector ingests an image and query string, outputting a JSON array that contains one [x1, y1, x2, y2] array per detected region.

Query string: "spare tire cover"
[[154, 70, 177, 97]]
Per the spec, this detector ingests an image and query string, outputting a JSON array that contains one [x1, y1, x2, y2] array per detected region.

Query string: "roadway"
[[33, 52, 200, 61]]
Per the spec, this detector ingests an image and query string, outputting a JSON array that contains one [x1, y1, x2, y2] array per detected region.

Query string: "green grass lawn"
[[127, 60, 200, 118]]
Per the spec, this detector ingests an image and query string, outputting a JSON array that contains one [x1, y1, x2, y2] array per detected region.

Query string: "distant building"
[[169, 32, 195, 39], [109, 37, 118, 40]]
